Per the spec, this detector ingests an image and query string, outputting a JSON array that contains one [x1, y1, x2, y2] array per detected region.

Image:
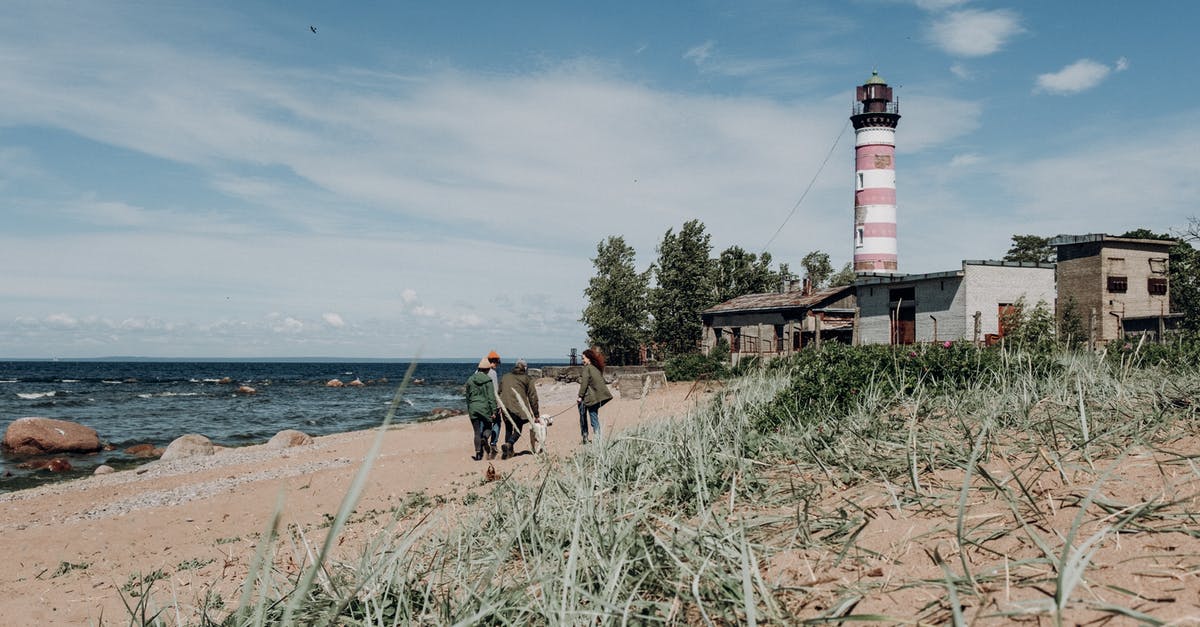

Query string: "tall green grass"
[[151, 341, 1200, 625]]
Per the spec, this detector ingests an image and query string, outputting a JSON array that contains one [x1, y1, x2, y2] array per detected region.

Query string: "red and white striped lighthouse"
[[851, 71, 901, 273]]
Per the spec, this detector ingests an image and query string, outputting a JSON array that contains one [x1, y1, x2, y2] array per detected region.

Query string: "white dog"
[[529, 417, 548, 454]]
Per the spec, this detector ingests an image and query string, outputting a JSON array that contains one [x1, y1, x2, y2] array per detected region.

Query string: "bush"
[[757, 342, 1061, 428], [663, 340, 730, 381]]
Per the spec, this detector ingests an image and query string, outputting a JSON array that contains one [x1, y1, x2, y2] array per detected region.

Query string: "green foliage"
[[581, 236, 650, 366], [649, 219, 714, 357], [1003, 234, 1055, 264], [1058, 295, 1087, 347], [999, 297, 1057, 351], [829, 261, 856, 287], [713, 245, 782, 302], [663, 340, 729, 381], [801, 250, 834, 288], [757, 342, 1061, 426], [1105, 334, 1200, 369]]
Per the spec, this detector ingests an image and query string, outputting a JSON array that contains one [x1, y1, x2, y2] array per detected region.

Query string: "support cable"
[[760, 119, 850, 256]]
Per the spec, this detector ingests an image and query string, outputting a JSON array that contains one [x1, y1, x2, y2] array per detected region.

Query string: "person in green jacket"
[[499, 359, 540, 459], [576, 348, 613, 444], [465, 356, 499, 460]]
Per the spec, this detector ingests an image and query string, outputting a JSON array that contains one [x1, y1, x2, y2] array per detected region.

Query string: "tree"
[[713, 245, 783, 302], [581, 236, 650, 366], [829, 262, 856, 288], [800, 251, 833, 289], [1175, 218, 1200, 333], [1003, 235, 1055, 264], [649, 219, 714, 357]]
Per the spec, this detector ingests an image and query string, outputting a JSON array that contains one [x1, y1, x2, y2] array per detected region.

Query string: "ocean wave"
[[0, 379, 17, 384], [17, 391, 58, 400], [102, 380, 123, 384], [136, 392, 202, 399]]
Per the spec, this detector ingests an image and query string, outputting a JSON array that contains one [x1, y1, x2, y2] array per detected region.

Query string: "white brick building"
[[856, 260, 1055, 345]]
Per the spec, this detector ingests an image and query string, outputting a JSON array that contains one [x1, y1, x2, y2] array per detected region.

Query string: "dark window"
[[1107, 276, 1128, 293], [731, 328, 741, 352], [889, 287, 915, 302], [774, 325, 785, 352], [1148, 277, 1168, 295]]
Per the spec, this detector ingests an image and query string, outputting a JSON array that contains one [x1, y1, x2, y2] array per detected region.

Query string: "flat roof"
[[1049, 233, 1177, 247], [854, 259, 1052, 286]]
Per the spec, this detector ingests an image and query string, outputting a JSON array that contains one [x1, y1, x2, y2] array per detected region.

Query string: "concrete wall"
[[858, 276, 964, 344], [858, 263, 1055, 345], [963, 264, 1056, 338]]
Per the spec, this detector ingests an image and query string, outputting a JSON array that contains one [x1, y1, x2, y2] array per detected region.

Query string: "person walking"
[[465, 356, 498, 461], [486, 350, 503, 453], [499, 359, 540, 459], [577, 348, 613, 444]]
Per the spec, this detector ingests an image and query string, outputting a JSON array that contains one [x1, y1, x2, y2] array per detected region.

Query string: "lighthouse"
[[851, 71, 901, 273]]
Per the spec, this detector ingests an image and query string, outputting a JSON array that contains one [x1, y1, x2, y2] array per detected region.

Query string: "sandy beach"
[[0, 379, 706, 625]]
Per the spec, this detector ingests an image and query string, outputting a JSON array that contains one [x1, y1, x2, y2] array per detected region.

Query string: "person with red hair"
[[576, 348, 613, 444]]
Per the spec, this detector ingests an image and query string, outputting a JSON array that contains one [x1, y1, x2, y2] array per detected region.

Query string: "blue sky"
[[1, 1, 1195, 359]]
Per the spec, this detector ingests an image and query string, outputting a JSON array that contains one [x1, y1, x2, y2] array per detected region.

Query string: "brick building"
[[1050, 234, 1179, 344]]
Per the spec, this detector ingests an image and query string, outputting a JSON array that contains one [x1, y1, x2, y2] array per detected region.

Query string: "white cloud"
[[949, 63, 972, 80], [1034, 59, 1114, 95], [1115, 56, 1129, 72], [322, 312, 345, 328], [928, 9, 1022, 57], [915, 0, 968, 10], [684, 40, 716, 65], [400, 289, 418, 305], [46, 313, 78, 328], [948, 153, 981, 168]]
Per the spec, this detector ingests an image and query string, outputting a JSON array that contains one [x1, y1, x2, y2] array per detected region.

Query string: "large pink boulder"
[[2, 417, 101, 456]]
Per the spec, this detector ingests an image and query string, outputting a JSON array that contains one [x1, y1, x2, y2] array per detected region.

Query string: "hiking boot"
[[501, 443, 513, 460], [473, 452, 483, 461], [486, 444, 498, 460]]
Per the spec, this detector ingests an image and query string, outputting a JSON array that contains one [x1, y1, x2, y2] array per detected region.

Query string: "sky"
[[1, 1, 1195, 359]]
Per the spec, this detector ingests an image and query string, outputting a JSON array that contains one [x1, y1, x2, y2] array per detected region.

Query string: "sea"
[[0, 360, 558, 494]]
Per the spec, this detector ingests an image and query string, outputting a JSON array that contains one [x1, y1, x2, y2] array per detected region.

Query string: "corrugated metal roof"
[[1049, 233, 1177, 247], [703, 285, 852, 315]]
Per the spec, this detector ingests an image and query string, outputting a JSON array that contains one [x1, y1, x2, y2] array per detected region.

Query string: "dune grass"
[[148, 340, 1200, 625]]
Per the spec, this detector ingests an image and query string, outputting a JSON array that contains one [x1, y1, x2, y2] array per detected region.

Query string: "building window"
[[1149, 257, 1168, 274], [774, 325, 785, 352], [856, 227, 864, 248], [1107, 276, 1128, 293], [731, 328, 741, 352], [857, 172, 864, 190], [1148, 277, 1168, 295]]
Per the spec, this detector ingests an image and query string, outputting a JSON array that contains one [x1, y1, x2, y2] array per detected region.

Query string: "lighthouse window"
[[857, 173, 864, 190], [856, 228, 864, 247]]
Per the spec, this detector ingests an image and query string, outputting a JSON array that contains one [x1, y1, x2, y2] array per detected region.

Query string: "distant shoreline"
[[0, 357, 569, 363]]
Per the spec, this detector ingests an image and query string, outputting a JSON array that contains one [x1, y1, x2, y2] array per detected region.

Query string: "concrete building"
[[852, 71, 901, 273], [1050, 234, 1178, 344], [701, 284, 856, 365], [857, 261, 1055, 345]]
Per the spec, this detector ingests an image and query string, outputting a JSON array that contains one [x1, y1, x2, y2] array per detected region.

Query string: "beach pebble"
[[325, 379, 345, 388], [94, 465, 115, 475], [160, 434, 215, 461]]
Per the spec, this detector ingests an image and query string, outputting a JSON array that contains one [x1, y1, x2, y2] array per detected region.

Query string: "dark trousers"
[[470, 415, 492, 455], [504, 416, 528, 448]]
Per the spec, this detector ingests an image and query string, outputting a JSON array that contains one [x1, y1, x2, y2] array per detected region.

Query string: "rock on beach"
[[266, 429, 314, 449], [2, 417, 101, 456], [160, 434, 215, 461]]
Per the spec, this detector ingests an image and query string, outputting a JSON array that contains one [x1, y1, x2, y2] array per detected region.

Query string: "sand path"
[[0, 379, 705, 625]]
